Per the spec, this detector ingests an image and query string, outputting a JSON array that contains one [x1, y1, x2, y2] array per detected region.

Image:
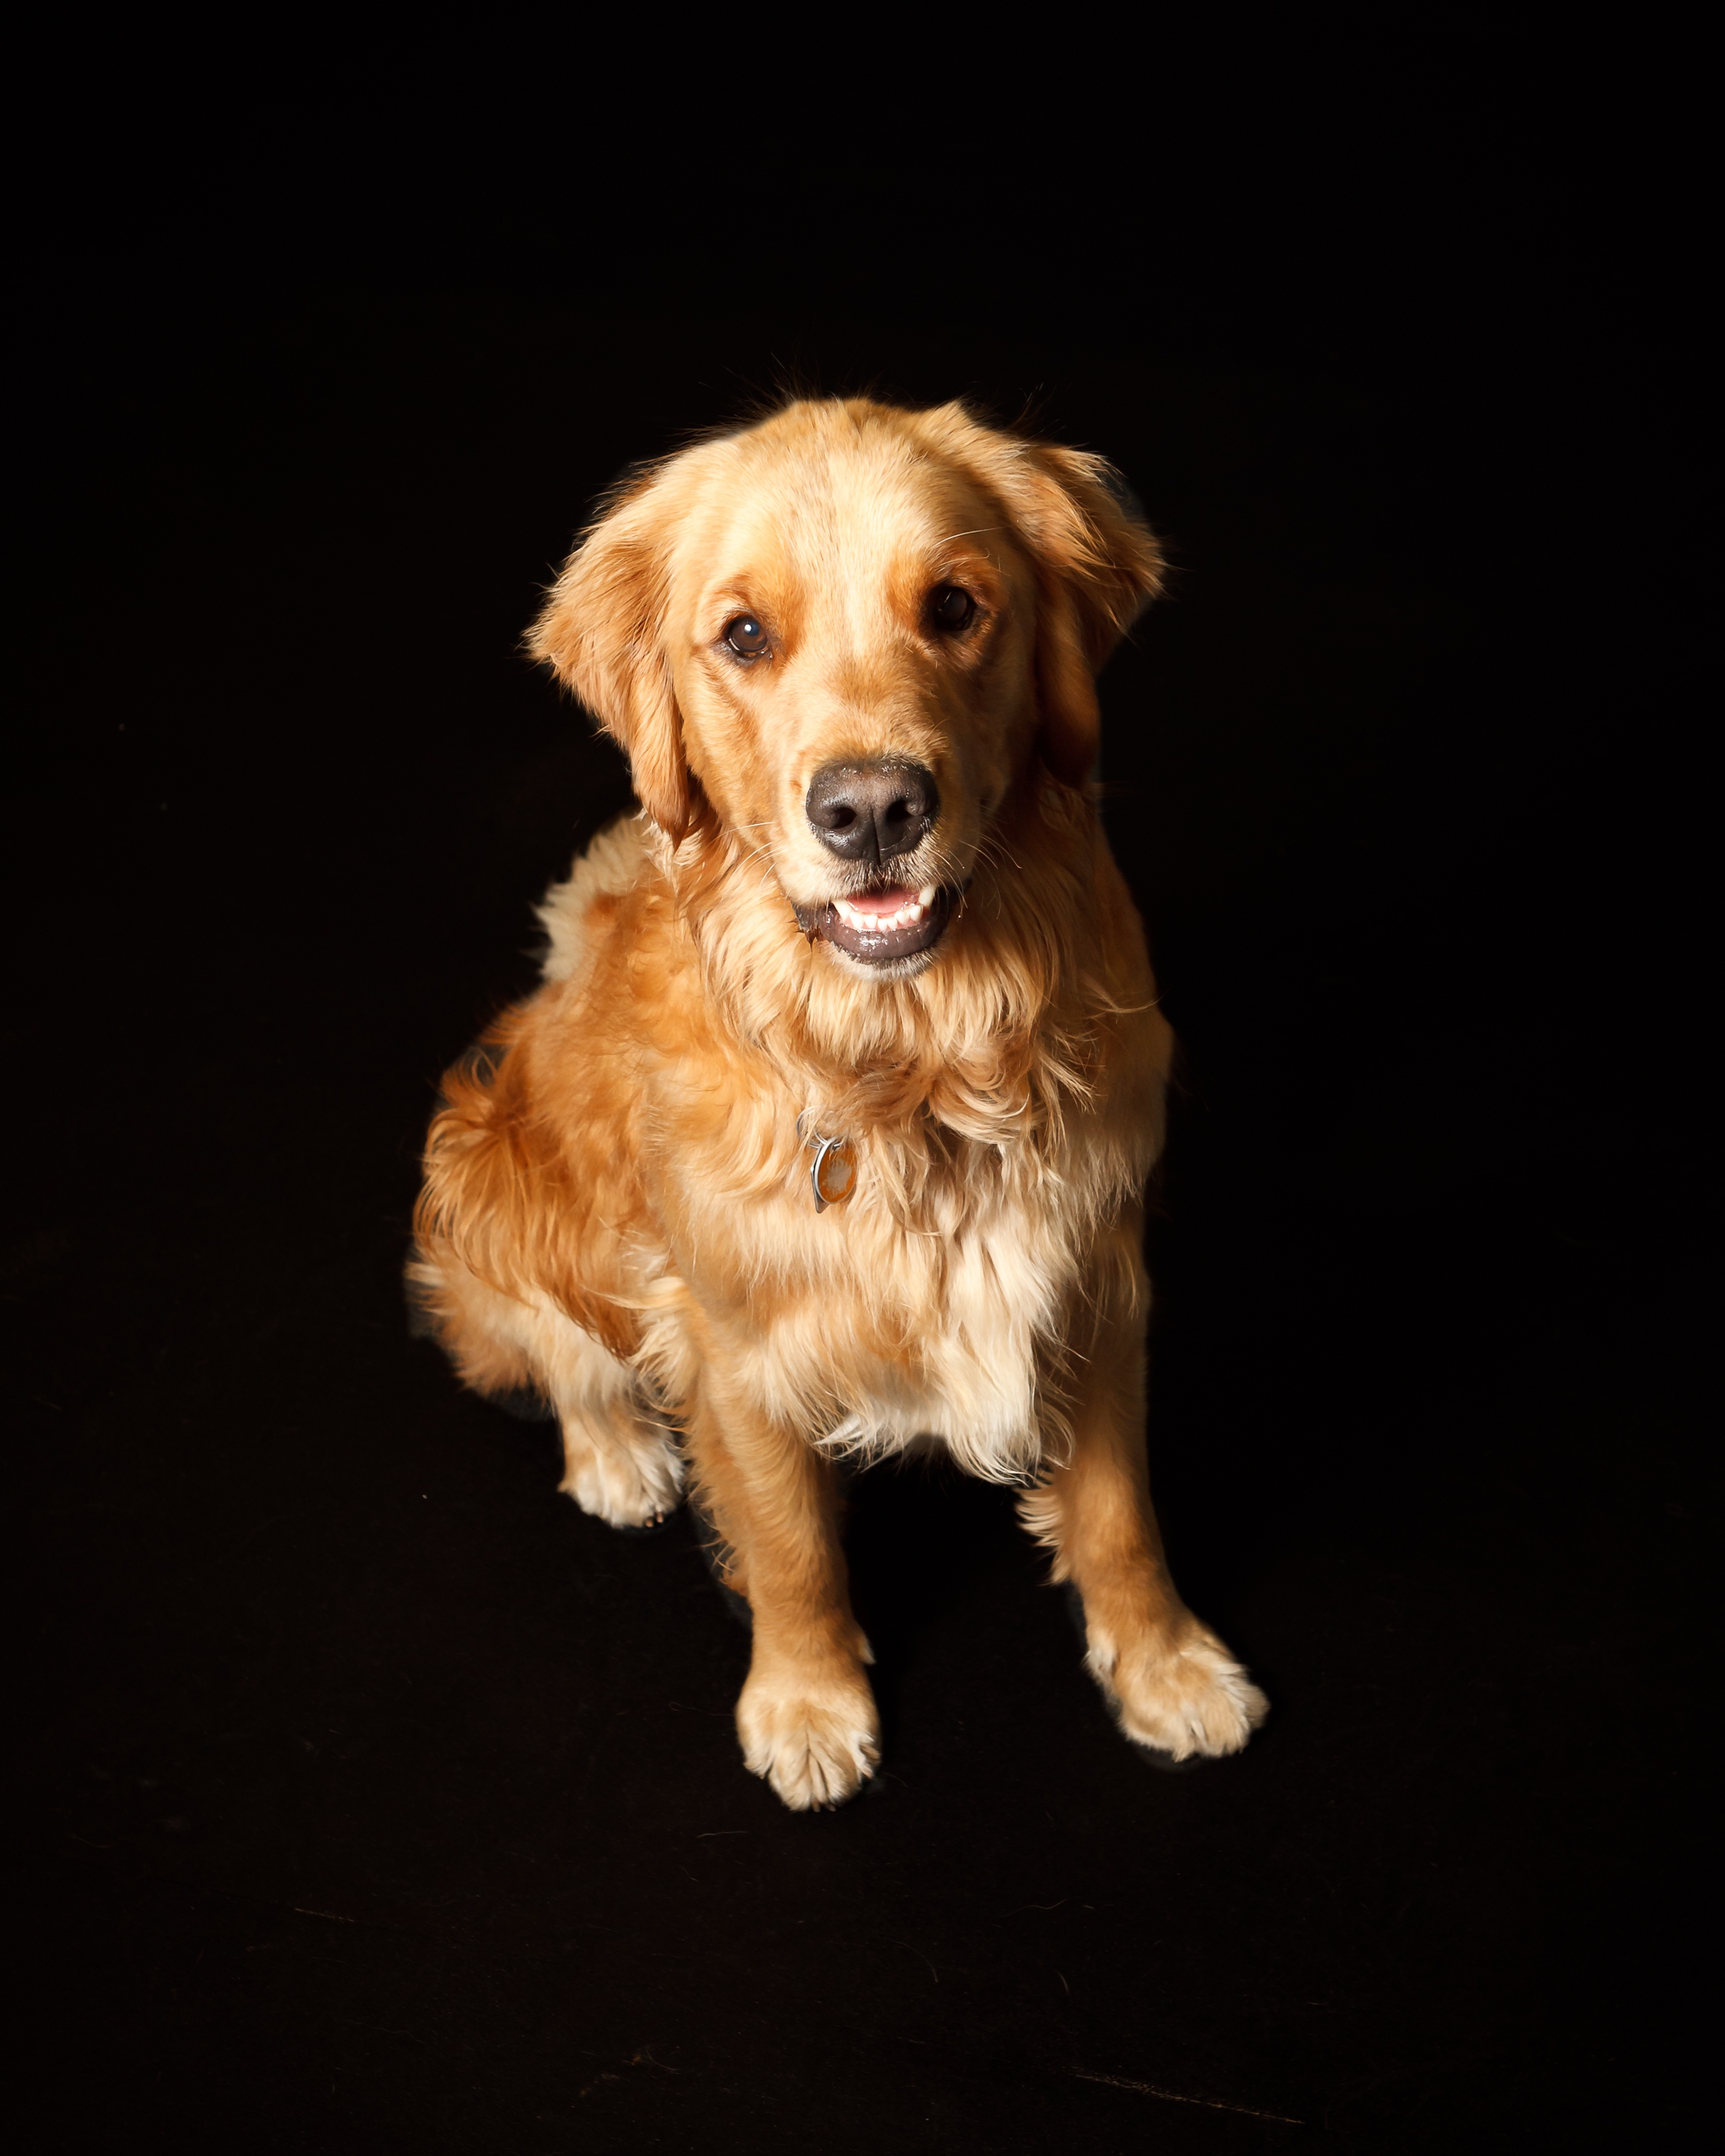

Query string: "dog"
[[410, 396, 1268, 1809]]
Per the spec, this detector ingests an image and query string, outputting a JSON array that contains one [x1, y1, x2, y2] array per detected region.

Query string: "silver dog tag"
[[798, 1113, 856, 1213]]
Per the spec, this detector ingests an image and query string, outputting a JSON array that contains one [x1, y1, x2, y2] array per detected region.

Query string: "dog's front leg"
[[1025, 1297, 1268, 1763], [686, 1368, 879, 1810]]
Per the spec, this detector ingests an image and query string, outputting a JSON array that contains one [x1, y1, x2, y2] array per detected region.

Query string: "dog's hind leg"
[[550, 1341, 683, 1533], [407, 1250, 682, 1529]]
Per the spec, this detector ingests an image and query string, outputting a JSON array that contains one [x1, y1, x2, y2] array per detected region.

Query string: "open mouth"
[[793, 881, 953, 964]]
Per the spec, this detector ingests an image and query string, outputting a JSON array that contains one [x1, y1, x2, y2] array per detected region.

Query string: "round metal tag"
[[811, 1137, 856, 1210]]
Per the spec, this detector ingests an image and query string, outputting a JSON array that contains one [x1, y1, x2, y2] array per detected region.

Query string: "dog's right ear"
[[527, 467, 696, 842]]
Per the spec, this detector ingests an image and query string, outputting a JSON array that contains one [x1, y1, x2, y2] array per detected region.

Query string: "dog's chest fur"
[[539, 822, 1154, 1483], [814, 1151, 1077, 1481], [645, 1103, 1130, 1484]]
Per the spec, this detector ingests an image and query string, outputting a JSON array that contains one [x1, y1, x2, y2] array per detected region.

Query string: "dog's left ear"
[[940, 412, 1163, 786], [1012, 444, 1164, 786], [526, 466, 697, 842]]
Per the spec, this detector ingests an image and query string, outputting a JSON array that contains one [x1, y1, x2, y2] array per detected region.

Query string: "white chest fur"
[[689, 1130, 1096, 1486], [816, 1202, 1065, 1482]]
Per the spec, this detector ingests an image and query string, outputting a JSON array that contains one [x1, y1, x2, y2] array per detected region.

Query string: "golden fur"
[[410, 397, 1268, 1808]]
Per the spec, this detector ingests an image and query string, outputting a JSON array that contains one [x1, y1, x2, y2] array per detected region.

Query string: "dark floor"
[[14, 256, 1703, 2151]]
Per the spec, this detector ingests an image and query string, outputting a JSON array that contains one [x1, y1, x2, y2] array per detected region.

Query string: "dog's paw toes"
[[1091, 1625, 1268, 1763], [737, 1676, 880, 1812], [558, 1432, 683, 1532], [611, 1505, 679, 1538], [750, 1722, 879, 1812]]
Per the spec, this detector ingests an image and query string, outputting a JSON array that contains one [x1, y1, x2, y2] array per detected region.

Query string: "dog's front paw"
[[1088, 1616, 1268, 1763], [736, 1665, 880, 1811]]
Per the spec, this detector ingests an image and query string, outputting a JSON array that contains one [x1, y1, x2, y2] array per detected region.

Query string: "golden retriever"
[[410, 396, 1268, 1808]]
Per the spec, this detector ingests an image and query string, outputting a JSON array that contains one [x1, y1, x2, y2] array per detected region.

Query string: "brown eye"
[[724, 614, 769, 658], [931, 584, 976, 633]]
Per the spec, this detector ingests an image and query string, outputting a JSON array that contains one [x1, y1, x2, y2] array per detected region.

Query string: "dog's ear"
[[527, 467, 696, 842], [1012, 443, 1164, 787], [937, 410, 1164, 786]]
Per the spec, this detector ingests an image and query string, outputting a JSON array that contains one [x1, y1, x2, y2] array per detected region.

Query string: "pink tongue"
[[846, 885, 916, 917]]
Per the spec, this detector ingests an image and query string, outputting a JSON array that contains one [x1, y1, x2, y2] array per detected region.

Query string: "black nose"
[[805, 760, 940, 865]]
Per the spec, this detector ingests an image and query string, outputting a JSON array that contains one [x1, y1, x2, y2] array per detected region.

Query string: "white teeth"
[[832, 889, 936, 934]]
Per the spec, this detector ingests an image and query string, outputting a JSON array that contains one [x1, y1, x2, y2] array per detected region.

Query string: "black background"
[[12, 100, 1706, 2154]]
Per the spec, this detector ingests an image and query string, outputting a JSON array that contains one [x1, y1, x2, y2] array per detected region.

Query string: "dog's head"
[[529, 398, 1162, 981]]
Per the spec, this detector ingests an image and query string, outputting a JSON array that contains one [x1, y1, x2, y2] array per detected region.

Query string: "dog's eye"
[[724, 615, 769, 658], [930, 585, 976, 633]]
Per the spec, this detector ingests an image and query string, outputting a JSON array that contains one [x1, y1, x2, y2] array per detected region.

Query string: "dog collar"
[[796, 1111, 856, 1212]]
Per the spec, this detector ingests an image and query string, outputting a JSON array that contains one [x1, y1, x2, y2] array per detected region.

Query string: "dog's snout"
[[805, 761, 940, 865]]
